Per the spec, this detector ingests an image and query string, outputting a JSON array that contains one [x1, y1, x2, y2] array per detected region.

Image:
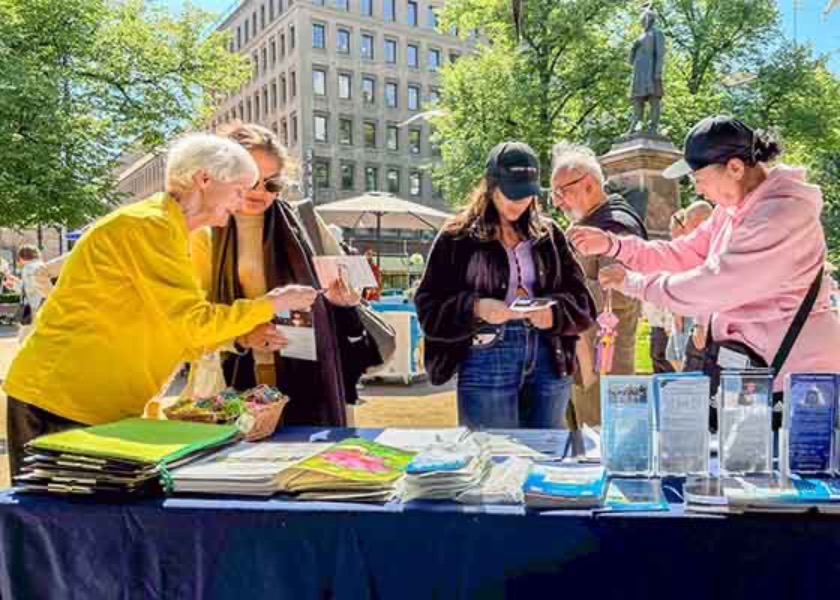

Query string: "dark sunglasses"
[[252, 175, 283, 194]]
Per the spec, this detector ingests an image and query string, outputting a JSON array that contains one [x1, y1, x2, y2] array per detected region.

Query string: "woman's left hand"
[[599, 264, 627, 290], [324, 276, 361, 307], [527, 307, 554, 330]]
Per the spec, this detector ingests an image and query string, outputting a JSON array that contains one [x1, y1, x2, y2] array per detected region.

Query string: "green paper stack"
[[17, 418, 240, 498]]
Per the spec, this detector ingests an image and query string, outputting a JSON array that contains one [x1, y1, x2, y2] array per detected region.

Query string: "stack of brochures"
[[601, 376, 655, 476], [399, 437, 491, 502], [653, 373, 710, 476], [781, 373, 838, 477], [456, 457, 531, 505], [373, 428, 471, 452], [171, 441, 332, 496], [275, 437, 415, 502], [17, 418, 240, 497], [599, 478, 670, 513], [718, 370, 774, 475], [522, 464, 608, 509], [684, 475, 840, 514]]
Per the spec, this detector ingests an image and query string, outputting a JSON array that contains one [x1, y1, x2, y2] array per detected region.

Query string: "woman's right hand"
[[567, 226, 614, 256], [237, 323, 289, 352], [266, 284, 318, 313], [474, 298, 519, 325]]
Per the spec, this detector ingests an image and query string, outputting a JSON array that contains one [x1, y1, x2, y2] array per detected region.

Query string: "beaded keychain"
[[595, 289, 620, 374]]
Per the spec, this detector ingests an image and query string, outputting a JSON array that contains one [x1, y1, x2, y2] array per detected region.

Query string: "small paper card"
[[313, 256, 377, 290], [275, 310, 317, 361]]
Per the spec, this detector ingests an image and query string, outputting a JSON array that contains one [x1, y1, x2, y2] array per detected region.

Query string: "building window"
[[407, 44, 419, 68], [339, 118, 353, 145], [408, 85, 420, 111], [281, 118, 289, 145], [387, 168, 400, 194], [263, 87, 269, 114], [409, 128, 421, 155], [270, 39, 277, 65], [261, 47, 267, 72], [341, 163, 355, 190], [385, 38, 397, 64], [290, 25, 296, 50], [337, 28, 350, 54], [245, 20, 249, 43], [338, 73, 352, 99], [449, 51, 461, 64], [253, 12, 257, 34], [313, 68, 326, 96], [261, 4, 266, 28], [312, 23, 326, 49], [410, 171, 421, 196], [336, 0, 349, 10], [364, 121, 376, 148], [407, 1, 418, 26], [384, 0, 395, 21], [291, 71, 297, 97], [271, 81, 278, 108], [426, 5, 438, 29], [361, 34, 374, 60], [385, 81, 398, 108], [428, 48, 441, 71], [386, 124, 399, 150], [252, 52, 259, 78], [280, 75, 287, 104], [314, 160, 330, 189], [292, 114, 298, 144], [361, 0, 372, 16], [237, 26, 242, 49], [255, 94, 260, 118], [314, 114, 328, 142], [365, 166, 379, 192], [246, 98, 252, 121], [280, 33, 286, 57], [270, 0, 275, 20], [362, 77, 375, 104], [429, 87, 440, 105]]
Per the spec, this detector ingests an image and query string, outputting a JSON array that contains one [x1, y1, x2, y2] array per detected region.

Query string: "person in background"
[[415, 141, 596, 429], [570, 115, 840, 397], [550, 142, 648, 426], [363, 248, 382, 301], [644, 299, 674, 373], [677, 200, 714, 372], [190, 123, 381, 426], [3, 133, 310, 477], [2, 245, 45, 343]]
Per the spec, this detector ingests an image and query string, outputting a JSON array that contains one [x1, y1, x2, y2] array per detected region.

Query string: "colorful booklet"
[[601, 376, 654, 476], [600, 478, 669, 512], [783, 373, 838, 475], [718, 370, 774, 475], [523, 464, 607, 509], [653, 373, 710, 476]]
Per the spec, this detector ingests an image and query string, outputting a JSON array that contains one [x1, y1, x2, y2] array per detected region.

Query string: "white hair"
[[165, 133, 259, 193], [551, 141, 605, 188]]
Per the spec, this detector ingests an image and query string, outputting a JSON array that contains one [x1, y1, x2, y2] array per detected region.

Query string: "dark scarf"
[[209, 200, 348, 426], [581, 194, 649, 240]]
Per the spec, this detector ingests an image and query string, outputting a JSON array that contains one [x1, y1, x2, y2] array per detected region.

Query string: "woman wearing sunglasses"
[[415, 142, 596, 429], [190, 123, 381, 426]]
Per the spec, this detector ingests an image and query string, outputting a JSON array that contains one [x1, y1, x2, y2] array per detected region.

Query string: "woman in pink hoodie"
[[569, 115, 840, 392]]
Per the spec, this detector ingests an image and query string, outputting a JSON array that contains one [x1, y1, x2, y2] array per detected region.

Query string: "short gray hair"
[[551, 141, 604, 188], [165, 133, 259, 193]]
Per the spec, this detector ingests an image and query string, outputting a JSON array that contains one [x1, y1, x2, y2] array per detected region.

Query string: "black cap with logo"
[[485, 141, 541, 201], [663, 115, 756, 179]]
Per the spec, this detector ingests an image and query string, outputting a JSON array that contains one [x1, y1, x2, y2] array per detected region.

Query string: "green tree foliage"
[[0, 0, 248, 229]]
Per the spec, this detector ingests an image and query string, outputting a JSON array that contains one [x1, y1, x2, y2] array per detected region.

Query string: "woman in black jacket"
[[415, 142, 596, 429]]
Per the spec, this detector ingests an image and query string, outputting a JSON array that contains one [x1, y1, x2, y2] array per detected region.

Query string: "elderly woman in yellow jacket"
[[3, 133, 317, 477]]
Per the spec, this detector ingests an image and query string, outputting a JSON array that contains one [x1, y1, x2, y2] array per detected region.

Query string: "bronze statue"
[[628, 7, 666, 134]]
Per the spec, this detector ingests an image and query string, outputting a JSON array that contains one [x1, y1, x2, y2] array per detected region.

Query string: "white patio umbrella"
[[316, 192, 451, 266]]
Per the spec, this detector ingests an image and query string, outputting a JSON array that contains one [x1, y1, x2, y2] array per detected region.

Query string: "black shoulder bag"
[[703, 267, 824, 429]]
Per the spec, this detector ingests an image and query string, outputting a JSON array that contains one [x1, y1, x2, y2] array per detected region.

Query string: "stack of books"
[[684, 475, 840, 514], [17, 418, 240, 497], [275, 438, 415, 502], [522, 464, 608, 509], [171, 441, 332, 496]]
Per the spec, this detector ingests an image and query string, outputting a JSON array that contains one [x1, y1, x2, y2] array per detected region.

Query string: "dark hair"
[[751, 129, 782, 165], [216, 120, 298, 179], [16, 245, 40, 262], [444, 177, 547, 241]]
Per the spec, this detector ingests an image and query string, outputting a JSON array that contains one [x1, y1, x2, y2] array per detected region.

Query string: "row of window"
[[313, 160, 426, 196], [313, 115, 432, 156], [234, 0, 294, 52], [313, 0, 440, 29], [313, 69, 437, 109], [312, 23, 455, 70]]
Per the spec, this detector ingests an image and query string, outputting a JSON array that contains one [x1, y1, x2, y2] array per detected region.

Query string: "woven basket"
[[241, 397, 289, 442]]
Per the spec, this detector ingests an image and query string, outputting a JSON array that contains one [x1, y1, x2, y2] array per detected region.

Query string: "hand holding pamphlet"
[[313, 256, 378, 291]]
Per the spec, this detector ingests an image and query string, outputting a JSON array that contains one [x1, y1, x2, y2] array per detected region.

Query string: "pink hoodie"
[[616, 165, 840, 390]]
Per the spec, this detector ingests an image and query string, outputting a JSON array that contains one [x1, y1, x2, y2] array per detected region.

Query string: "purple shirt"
[[505, 240, 536, 305]]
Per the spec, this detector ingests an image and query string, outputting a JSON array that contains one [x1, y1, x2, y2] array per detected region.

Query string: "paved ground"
[[0, 327, 457, 488]]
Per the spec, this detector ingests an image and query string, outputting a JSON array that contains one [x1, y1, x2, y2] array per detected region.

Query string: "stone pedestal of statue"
[[599, 133, 683, 239]]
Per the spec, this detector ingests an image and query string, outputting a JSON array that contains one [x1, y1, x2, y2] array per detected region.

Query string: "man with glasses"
[[550, 142, 648, 426]]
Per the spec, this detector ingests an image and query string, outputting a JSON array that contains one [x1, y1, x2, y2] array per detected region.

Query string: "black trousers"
[[650, 326, 675, 373], [6, 396, 83, 479]]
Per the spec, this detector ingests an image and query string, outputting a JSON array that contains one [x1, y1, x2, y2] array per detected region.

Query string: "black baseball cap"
[[485, 141, 541, 201], [663, 116, 756, 179]]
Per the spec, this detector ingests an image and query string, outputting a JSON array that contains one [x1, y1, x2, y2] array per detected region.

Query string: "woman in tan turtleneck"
[[191, 123, 381, 426]]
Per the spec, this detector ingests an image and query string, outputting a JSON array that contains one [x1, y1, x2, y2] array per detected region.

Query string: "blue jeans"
[[456, 321, 572, 429]]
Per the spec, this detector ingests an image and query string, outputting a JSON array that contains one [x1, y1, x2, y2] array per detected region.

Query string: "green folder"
[[28, 418, 239, 466]]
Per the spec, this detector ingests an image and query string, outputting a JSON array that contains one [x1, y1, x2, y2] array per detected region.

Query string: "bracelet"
[[609, 234, 622, 259]]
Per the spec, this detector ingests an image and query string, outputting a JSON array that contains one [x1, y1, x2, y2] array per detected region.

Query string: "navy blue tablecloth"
[[2, 427, 840, 600]]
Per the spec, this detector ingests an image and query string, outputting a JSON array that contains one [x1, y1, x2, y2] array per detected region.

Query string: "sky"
[[170, 0, 840, 72]]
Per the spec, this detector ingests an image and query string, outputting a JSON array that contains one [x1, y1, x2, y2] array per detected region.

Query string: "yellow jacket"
[[3, 193, 274, 425]]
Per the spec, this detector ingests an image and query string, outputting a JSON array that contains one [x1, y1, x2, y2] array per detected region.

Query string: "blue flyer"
[[786, 374, 837, 474], [601, 376, 654, 476]]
